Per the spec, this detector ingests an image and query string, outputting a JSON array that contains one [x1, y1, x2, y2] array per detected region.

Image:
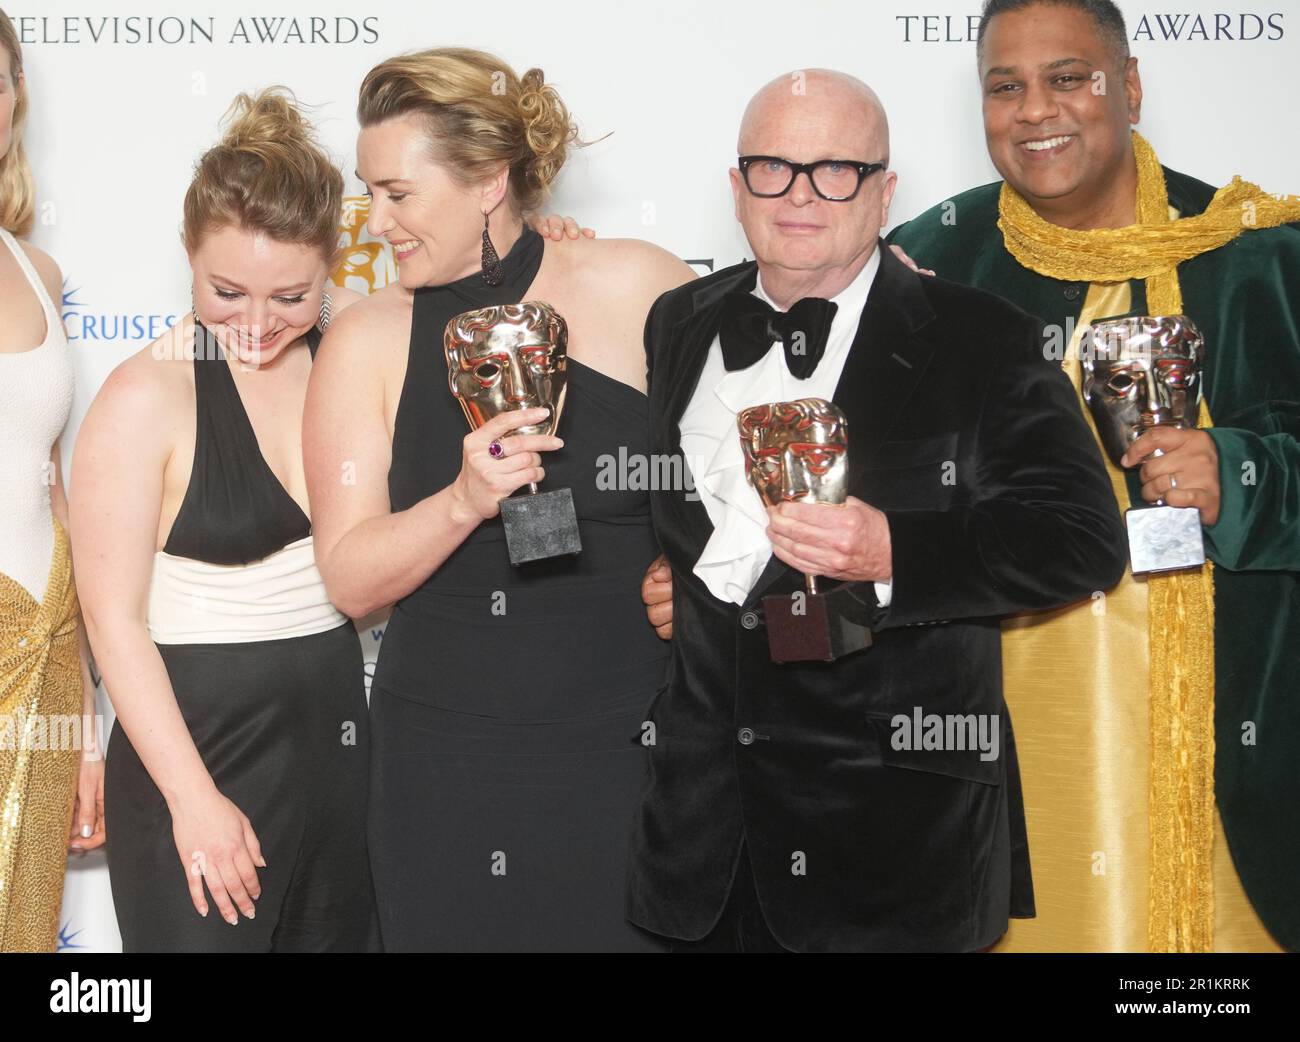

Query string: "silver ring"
[[488, 440, 505, 460]]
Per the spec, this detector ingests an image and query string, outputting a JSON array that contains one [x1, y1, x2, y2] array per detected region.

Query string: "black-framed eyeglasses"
[[738, 156, 887, 201]]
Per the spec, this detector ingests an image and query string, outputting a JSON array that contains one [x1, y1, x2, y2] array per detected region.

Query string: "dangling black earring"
[[480, 211, 503, 286]]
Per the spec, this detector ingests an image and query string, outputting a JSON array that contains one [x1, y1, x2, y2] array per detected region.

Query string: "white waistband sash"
[[147, 535, 347, 644]]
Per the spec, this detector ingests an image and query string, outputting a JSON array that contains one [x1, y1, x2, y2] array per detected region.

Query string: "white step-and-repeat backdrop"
[[9, 0, 1294, 951]]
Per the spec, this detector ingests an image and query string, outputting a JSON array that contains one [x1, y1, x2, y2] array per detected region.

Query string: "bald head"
[[738, 69, 889, 162], [728, 68, 898, 308]]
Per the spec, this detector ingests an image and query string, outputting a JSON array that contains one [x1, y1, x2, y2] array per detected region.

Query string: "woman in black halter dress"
[[71, 89, 379, 952], [304, 50, 696, 950], [371, 227, 673, 950], [98, 318, 378, 952]]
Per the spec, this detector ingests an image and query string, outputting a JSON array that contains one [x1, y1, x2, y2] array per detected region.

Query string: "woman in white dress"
[[0, 6, 105, 953]]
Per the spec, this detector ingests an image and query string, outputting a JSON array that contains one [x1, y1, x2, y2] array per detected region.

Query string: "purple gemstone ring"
[[488, 439, 505, 460]]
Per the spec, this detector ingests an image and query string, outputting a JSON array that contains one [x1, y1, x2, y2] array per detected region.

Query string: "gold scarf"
[[997, 131, 1300, 952]]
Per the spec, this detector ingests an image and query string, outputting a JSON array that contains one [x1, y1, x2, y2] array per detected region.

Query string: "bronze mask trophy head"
[[445, 300, 569, 441], [739, 398, 851, 513], [1082, 315, 1207, 574], [737, 398, 871, 664], [444, 301, 581, 565]]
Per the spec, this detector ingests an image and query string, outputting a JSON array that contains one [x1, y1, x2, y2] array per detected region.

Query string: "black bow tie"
[[718, 291, 838, 379], [717, 288, 837, 376]]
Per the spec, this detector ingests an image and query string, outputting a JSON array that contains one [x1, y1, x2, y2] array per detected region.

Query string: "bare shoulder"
[[81, 331, 189, 450], [315, 282, 412, 387], [112, 323, 193, 402], [550, 236, 696, 295], [536, 237, 695, 388], [323, 283, 410, 341], [327, 284, 367, 316], [17, 239, 64, 306]]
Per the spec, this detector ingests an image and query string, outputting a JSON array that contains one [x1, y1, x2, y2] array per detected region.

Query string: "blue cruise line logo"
[[62, 281, 180, 343], [56, 921, 87, 952]]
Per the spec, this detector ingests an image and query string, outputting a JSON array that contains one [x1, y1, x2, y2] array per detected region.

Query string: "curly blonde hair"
[[182, 86, 343, 265], [0, 7, 35, 236], [357, 48, 581, 214]]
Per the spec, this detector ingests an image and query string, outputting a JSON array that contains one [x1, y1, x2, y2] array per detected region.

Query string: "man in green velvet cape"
[[888, 0, 1300, 950]]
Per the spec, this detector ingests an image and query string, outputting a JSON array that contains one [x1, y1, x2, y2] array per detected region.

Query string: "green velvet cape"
[[889, 168, 1300, 950]]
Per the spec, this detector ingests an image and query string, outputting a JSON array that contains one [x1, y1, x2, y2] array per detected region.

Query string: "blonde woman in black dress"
[[305, 48, 695, 951], [70, 84, 582, 952]]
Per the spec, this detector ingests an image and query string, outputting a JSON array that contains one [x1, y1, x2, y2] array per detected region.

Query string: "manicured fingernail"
[[81, 824, 92, 838], [225, 913, 238, 925], [199, 906, 208, 917]]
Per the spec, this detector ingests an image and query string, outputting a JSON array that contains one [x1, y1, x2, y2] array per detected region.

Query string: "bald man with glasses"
[[626, 69, 1127, 952]]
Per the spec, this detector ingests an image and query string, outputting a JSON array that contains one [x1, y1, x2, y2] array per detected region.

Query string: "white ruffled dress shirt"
[[679, 246, 893, 607]]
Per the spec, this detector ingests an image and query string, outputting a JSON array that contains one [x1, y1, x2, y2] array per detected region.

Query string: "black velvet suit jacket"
[[625, 242, 1129, 952]]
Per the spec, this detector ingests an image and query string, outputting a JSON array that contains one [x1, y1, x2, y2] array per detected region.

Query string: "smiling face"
[[356, 113, 505, 290], [188, 223, 330, 367], [729, 72, 897, 286], [979, 4, 1142, 228]]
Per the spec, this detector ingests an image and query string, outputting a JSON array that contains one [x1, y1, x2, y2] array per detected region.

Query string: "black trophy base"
[[1126, 504, 1205, 575], [500, 487, 582, 565], [761, 589, 874, 663]]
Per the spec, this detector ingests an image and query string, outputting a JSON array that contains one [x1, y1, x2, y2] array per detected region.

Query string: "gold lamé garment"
[[991, 280, 1281, 953], [0, 516, 84, 952]]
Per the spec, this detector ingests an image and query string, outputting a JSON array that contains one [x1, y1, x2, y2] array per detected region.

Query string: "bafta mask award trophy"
[[1082, 314, 1207, 575], [445, 301, 582, 565], [738, 398, 874, 663]]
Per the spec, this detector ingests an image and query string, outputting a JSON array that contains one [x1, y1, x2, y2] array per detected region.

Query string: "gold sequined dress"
[[0, 225, 83, 952]]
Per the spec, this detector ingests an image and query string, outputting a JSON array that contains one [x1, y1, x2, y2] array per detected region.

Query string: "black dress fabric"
[[162, 320, 314, 565], [103, 320, 380, 952], [368, 225, 670, 951]]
